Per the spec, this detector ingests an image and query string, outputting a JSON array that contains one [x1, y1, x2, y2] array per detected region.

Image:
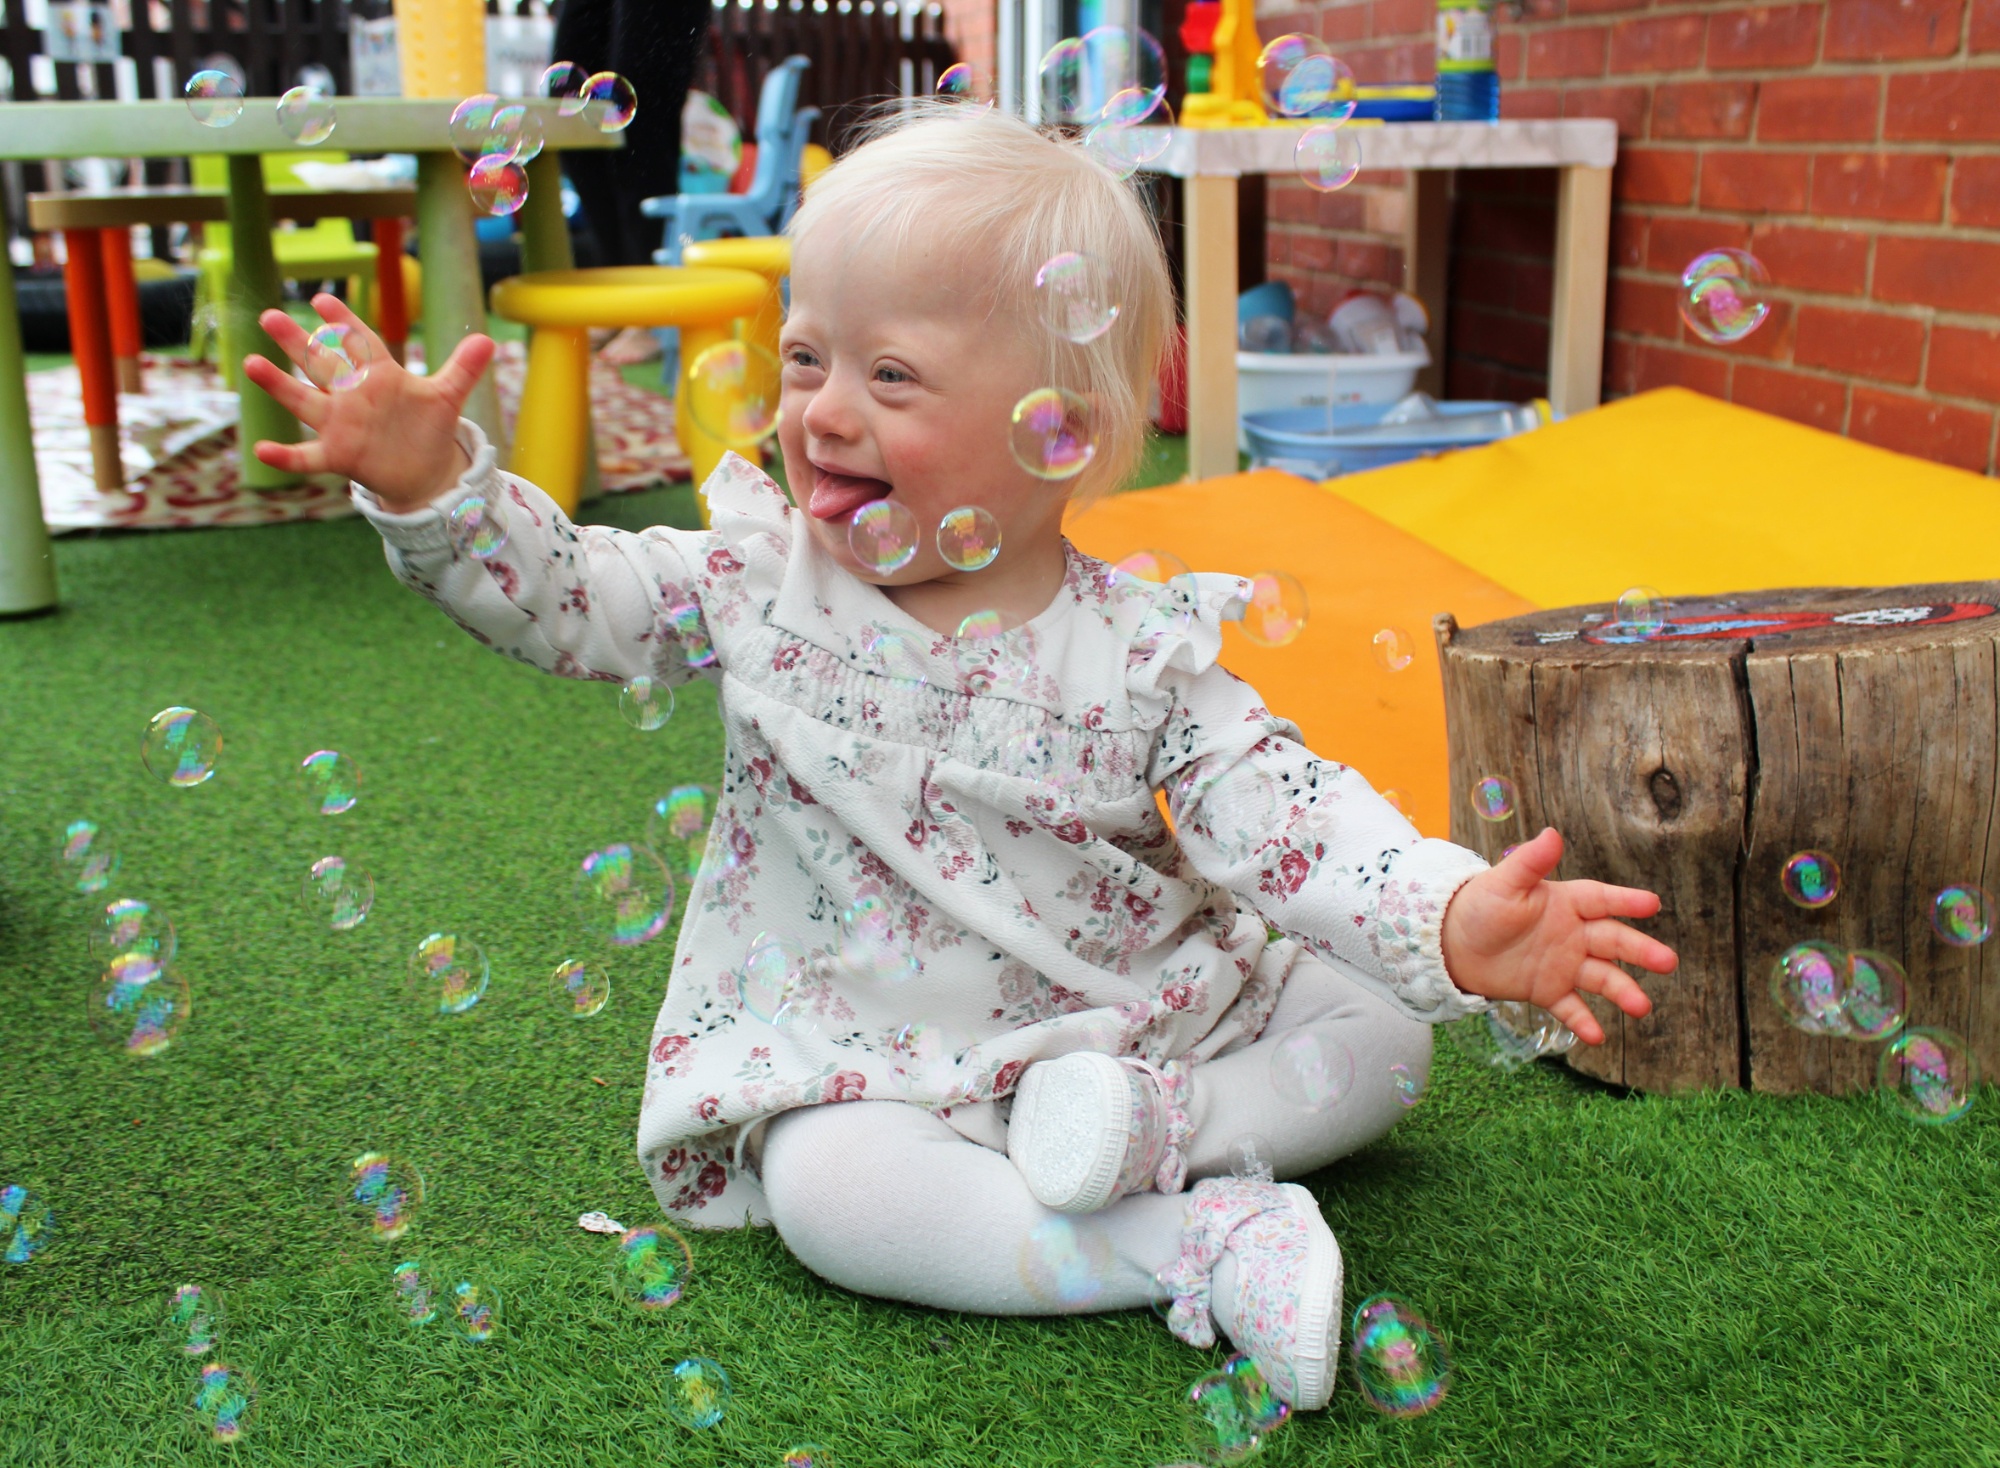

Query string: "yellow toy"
[[1179, 0, 1269, 128]]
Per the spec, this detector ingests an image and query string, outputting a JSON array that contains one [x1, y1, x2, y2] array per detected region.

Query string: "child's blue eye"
[[876, 367, 907, 384]]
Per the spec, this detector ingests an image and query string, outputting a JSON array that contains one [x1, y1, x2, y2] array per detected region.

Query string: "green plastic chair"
[[188, 151, 380, 385]]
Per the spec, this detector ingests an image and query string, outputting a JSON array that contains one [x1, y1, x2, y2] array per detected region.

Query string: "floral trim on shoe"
[[1117, 1056, 1195, 1198], [1156, 1177, 1282, 1350]]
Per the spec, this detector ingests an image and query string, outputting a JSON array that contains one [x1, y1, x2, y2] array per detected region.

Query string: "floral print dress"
[[354, 423, 1491, 1230]]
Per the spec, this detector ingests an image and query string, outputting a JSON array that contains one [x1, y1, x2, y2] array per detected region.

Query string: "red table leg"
[[100, 225, 143, 395], [372, 217, 409, 365], [61, 227, 122, 491]]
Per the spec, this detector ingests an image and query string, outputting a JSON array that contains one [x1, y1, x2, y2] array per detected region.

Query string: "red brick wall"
[[1260, 0, 2000, 474], [937, 0, 997, 97]]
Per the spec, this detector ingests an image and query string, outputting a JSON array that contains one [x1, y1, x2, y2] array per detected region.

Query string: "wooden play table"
[[0, 98, 620, 616]]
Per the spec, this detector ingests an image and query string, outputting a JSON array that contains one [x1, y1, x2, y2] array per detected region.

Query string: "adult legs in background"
[[1181, 952, 1434, 1185], [762, 1099, 1188, 1316]]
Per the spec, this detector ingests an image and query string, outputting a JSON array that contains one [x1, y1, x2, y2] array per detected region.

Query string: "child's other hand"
[[1438, 827, 1677, 1045], [240, 293, 496, 513]]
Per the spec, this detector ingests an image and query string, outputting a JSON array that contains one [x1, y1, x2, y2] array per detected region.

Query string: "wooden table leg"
[[1549, 164, 1612, 419], [61, 227, 122, 490], [0, 252, 58, 614], [225, 154, 303, 489], [1183, 173, 1241, 483], [1403, 169, 1452, 401], [101, 226, 144, 395], [371, 217, 409, 366], [416, 150, 505, 461]]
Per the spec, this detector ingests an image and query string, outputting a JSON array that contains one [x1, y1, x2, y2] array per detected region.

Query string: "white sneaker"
[[1006, 1051, 1192, 1213]]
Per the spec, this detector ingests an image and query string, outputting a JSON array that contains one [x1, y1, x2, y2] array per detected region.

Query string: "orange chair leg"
[[372, 218, 409, 365], [101, 227, 143, 395], [62, 228, 122, 490]]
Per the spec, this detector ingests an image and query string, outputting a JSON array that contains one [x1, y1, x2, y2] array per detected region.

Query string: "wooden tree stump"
[[1434, 583, 2000, 1095]]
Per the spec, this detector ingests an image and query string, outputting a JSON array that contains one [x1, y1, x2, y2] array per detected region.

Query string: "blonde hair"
[[786, 100, 1174, 507]]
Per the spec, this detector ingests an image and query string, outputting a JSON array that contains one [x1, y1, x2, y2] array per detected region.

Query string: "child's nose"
[[800, 370, 863, 441]]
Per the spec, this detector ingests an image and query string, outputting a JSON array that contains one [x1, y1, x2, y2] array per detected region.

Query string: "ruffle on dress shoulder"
[[1118, 569, 1255, 716], [701, 452, 799, 601]]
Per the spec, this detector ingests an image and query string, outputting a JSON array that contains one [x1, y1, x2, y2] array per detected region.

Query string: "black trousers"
[[551, 0, 712, 268]]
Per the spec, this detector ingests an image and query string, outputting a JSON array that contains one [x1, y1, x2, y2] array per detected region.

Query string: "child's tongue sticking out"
[[806, 465, 891, 521]]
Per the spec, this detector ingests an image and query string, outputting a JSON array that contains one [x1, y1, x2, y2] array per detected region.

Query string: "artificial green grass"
[[3, 489, 1998, 1468]]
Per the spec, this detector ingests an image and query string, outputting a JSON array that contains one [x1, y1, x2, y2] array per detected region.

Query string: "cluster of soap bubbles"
[[438, 63, 636, 219], [1680, 248, 1770, 346], [1036, 26, 1173, 178], [183, 70, 336, 145], [335, 1152, 505, 1352], [154, 1282, 255, 1441], [1766, 853, 1984, 1123], [1259, 34, 1364, 193], [85, 895, 191, 1056], [839, 501, 1011, 580]]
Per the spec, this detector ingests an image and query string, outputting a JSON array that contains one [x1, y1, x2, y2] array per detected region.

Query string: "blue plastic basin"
[[1243, 400, 1522, 479]]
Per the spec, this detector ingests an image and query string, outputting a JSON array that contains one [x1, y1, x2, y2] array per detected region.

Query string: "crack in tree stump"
[[1434, 584, 1999, 1095]]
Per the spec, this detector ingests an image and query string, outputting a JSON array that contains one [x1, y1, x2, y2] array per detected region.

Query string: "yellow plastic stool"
[[680, 237, 790, 370], [487, 266, 769, 517]]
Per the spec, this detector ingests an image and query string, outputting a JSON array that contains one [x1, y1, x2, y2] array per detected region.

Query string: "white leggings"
[[760, 955, 1433, 1317]]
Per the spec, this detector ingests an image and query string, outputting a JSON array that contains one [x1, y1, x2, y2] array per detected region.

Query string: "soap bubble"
[[936, 61, 982, 100], [1446, 1001, 1573, 1070], [550, 957, 611, 1018], [1084, 92, 1174, 180], [1372, 626, 1415, 671], [467, 153, 529, 216], [1297, 124, 1363, 192], [666, 599, 717, 669], [86, 966, 190, 1057], [647, 785, 717, 880], [1680, 248, 1770, 345], [783, 1447, 833, 1468], [1351, 1293, 1451, 1416], [391, 1259, 438, 1325], [448, 94, 505, 162], [848, 499, 921, 575], [1174, 760, 1277, 862], [486, 103, 545, 164], [839, 894, 919, 982], [1009, 386, 1095, 480], [276, 86, 336, 145], [1226, 1132, 1276, 1182], [539, 60, 591, 116], [1185, 1355, 1290, 1461], [887, 1020, 975, 1106], [55, 820, 119, 895], [184, 71, 243, 127], [303, 855, 374, 931], [450, 1280, 501, 1342], [1240, 570, 1308, 647], [1470, 774, 1517, 823], [1114, 548, 1193, 586], [142, 706, 222, 787], [163, 1283, 223, 1357], [1032, 254, 1128, 346], [611, 1225, 693, 1311], [666, 1356, 732, 1429], [1780, 850, 1840, 909], [583, 71, 638, 132], [685, 340, 782, 448], [1611, 585, 1666, 638], [740, 932, 807, 1023], [446, 491, 509, 560], [299, 749, 361, 815], [937, 505, 1003, 572], [618, 674, 675, 731], [343, 1151, 426, 1241], [953, 609, 1039, 696], [575, 842, 675, 946], [1389, 1061, 1425, 1106], [1040, 26, 1167, 125], [303, 321, 372, 392], [407, 932, 490, 1015], [88, 896, 176, 972], [1930, 884, 1992, 946], [0, 1184, 54, 1264], [1038, 37, 1089, 120], [1019, 1217, 1114, 1306], [1381, 788, 1412, 818], [1270, 1025, 1355, 1110], [861, 625, 931, 688], [190, 1361, 256, 1442], [1769, 940, 1849, 1036], [1259, 33, 1325, 115], [1878, 1027, 1976, 1125], [1840, 949, 1907, 1041]]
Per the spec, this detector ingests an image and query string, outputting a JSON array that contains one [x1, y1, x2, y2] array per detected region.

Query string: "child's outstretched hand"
[[240, 292, 496, 512], [1439, 826, 1677, 1045]]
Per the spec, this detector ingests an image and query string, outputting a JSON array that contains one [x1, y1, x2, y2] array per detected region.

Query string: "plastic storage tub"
[[1236, 347, 1432, 449], [1242, 400, 1525, 480]]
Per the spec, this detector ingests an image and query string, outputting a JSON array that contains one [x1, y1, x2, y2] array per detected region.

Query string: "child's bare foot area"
[[598, 326, 662, 366]]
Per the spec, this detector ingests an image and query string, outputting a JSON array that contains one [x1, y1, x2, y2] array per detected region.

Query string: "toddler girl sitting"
[[244, 102, 1675, 1413]]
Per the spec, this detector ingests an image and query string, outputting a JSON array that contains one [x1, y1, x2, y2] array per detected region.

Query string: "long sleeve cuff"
[[1369, 836, 1493, 1022], [348, 418, 497, 557]]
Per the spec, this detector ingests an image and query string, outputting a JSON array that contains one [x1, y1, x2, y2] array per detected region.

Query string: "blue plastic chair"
[[642, 55, 819, 265]]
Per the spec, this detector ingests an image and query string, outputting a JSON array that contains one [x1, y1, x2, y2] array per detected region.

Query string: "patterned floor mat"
[[36, 341, 690, 535]]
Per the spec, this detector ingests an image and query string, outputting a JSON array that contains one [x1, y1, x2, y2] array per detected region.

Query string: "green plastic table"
[[0, 98, 621, 616]]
